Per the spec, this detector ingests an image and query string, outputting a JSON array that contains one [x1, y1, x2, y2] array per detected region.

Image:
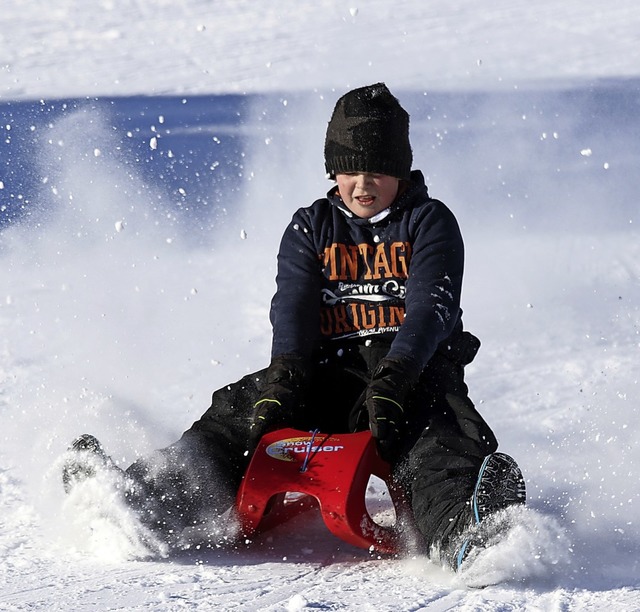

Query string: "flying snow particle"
[[0, 181, 4, 189], [349, 7, 359, 17], [240, 229, 248, 240], [580, 148, 593, 157], [150, 137, 158, 150], [115, 220, 125, 232], [93, 148, 101, 157]]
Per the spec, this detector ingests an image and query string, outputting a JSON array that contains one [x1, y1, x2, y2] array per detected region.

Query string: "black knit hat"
[[324, 83, 412, 180]]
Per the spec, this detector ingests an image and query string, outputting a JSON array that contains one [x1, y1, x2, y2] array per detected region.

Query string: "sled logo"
[[266, 436, 345, 462]]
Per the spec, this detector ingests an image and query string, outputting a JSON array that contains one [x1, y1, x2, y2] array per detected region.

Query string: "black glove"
[[249, 355, 310, 449], [365, 357, 419, 462]]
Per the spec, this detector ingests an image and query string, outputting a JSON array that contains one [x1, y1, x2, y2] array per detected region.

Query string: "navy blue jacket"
[[269, 170, 466, 375]]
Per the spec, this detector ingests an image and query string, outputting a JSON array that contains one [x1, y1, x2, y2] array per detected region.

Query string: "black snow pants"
[[124, 337, 498, 552]]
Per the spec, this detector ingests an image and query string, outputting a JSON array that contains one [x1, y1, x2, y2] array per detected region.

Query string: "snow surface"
[[2, 1, 640, 610]]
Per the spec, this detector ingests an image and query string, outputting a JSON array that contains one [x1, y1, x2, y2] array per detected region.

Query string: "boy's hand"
[[365, 357, 418, 462], [249, 355, 309, 449]]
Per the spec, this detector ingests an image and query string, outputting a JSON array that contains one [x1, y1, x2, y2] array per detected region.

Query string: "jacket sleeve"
[[385, 199, 465, 372], [269, 207, 323, 359]]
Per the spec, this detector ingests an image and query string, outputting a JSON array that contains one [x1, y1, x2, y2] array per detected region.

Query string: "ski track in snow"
[[2, 0, 640, 610]]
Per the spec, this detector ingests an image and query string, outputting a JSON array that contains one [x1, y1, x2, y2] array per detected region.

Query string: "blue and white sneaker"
[[451, 452, 526, 571]]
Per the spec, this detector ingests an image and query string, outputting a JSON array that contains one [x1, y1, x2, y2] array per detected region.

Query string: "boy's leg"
[[123, 369, 266, 540], [397, 355, 499, 556]]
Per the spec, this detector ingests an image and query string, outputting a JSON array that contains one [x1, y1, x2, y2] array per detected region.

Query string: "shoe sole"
[[472, 452, 526, 524], [69, 433, 105, 456], [62, 434, 110, 494], [455, 452, 526, 570]]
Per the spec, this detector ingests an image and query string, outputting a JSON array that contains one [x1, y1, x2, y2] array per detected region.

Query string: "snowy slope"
[[2, 1, 640, 610], [3, 0, 640, 98]]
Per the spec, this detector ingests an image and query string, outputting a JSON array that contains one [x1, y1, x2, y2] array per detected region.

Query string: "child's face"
[[335, 172, 400, 219]]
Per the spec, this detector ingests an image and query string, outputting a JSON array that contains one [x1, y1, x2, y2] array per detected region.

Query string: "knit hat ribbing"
[[324, 83, 412, 180]]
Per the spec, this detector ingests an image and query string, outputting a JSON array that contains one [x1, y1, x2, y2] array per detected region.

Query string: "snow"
[[1, 0, 640, 609]]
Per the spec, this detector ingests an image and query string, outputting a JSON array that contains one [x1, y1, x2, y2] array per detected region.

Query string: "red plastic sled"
[[235, 428, 404, 554]]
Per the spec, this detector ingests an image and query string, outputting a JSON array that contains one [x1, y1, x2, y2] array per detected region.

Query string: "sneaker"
[[451, 452, 526, 571], [62, 434, 115, 494]]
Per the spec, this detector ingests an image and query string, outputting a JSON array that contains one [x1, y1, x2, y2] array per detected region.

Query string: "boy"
[[64, 83, 525, 570]]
